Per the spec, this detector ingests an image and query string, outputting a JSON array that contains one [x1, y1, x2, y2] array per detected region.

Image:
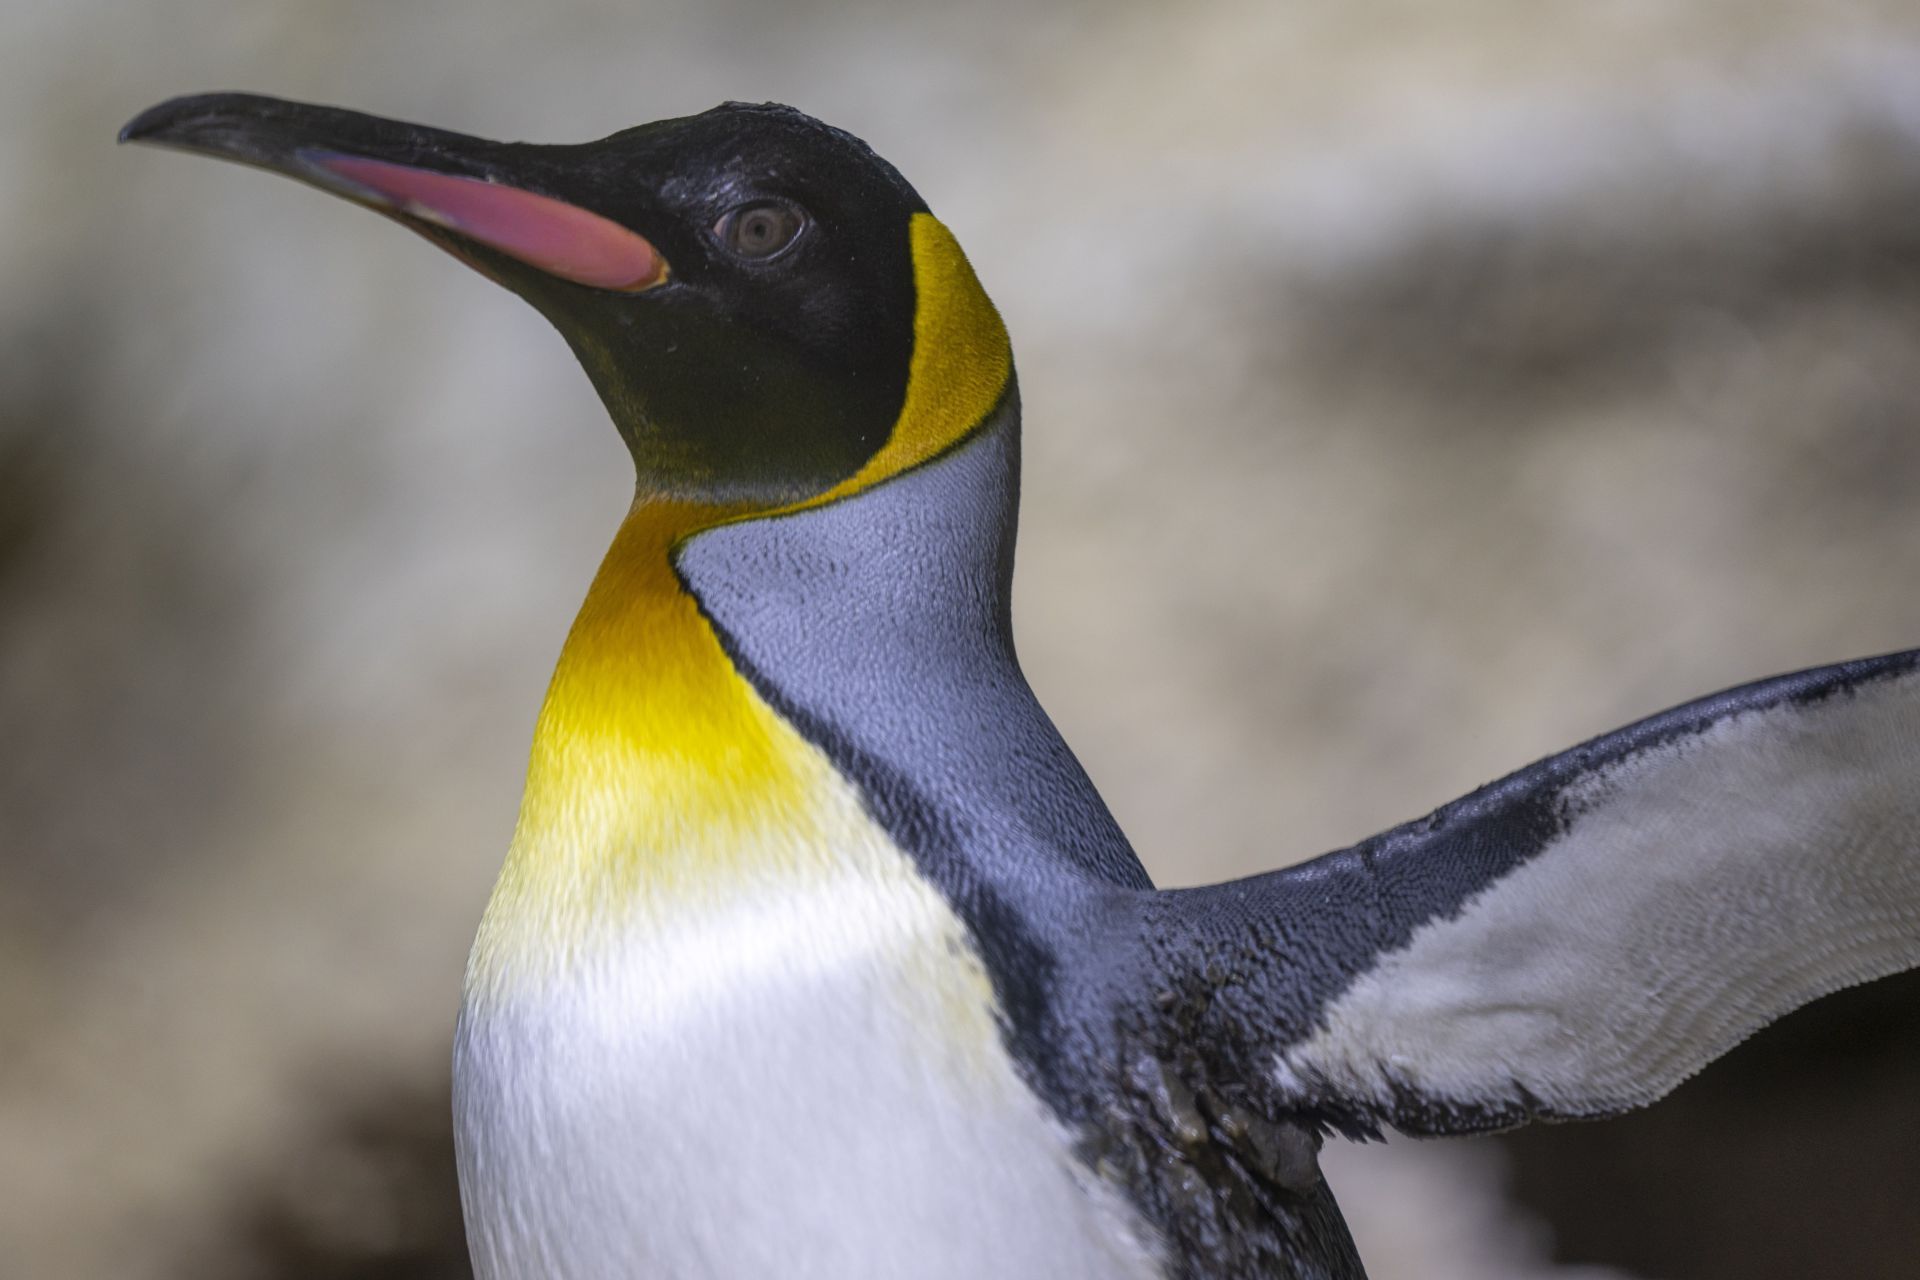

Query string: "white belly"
[[452, 874, 1163, 1280]]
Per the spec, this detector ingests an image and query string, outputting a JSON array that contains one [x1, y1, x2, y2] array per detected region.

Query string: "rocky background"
[[4, 1, 1918, 1276]]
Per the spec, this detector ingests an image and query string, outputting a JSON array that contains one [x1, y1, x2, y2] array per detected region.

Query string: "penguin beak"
[[119, 93, 670, 293]]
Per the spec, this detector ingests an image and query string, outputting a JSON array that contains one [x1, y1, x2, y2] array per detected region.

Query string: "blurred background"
[[5, 1, 1920, 1276]]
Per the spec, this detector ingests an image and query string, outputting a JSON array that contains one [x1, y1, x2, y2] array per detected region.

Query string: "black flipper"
[[1145, 650, 1920, 1139]]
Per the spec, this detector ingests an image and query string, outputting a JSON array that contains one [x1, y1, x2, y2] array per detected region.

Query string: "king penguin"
[[121, 93, 1920, 1280]]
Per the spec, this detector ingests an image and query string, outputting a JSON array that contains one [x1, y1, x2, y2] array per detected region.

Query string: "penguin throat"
[[472, 500, 858, 969], [521, 502, 779, 834]]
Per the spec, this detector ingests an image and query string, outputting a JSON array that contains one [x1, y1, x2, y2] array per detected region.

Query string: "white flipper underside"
[[1279, 669, 1920, 1126]]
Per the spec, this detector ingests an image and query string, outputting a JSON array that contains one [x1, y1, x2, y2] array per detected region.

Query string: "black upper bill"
[[120, 92, 501, 181]]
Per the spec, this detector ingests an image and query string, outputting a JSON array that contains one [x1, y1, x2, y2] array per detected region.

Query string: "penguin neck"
[[675, 398, 1149, 894], [475, 394, 1032, 982], [503, 387, 1031, 897]]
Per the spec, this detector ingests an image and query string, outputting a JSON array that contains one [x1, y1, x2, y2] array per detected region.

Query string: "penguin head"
[[121, 94, 1004, 509]]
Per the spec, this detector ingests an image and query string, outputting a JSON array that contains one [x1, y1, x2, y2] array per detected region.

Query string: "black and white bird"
[[121, 92, 1920, 1279]]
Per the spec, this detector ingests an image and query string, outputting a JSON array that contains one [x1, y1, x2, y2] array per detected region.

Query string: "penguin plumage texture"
[[121, 93, 1920, 1279]]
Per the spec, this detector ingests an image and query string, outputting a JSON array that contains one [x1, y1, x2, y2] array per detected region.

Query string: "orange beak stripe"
[[311, 152, 669, 292]]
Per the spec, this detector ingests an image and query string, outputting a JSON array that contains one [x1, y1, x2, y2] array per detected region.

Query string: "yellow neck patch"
[[469, 213, 1011, 986], [788, 215, 1012, 510]]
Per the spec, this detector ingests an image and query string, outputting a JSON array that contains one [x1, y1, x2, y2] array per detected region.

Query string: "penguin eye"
[[714, 200, 806, 260]]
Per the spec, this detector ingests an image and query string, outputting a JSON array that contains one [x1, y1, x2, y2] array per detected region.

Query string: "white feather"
[[455, 860, 1163, 1280]]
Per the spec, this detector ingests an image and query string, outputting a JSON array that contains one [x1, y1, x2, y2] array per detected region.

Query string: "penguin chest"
[[452, 860, 1163, 1280]]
